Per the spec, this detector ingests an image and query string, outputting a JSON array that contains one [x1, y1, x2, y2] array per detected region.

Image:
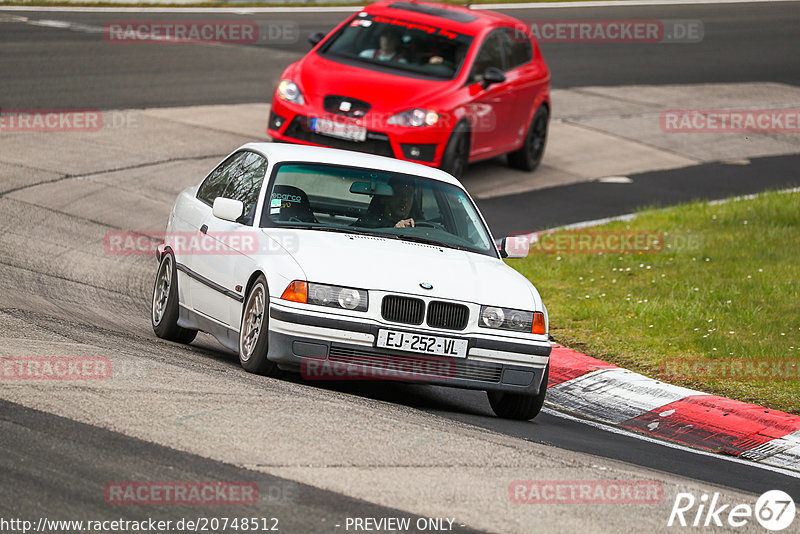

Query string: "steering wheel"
[[413, 221, 445, 230]]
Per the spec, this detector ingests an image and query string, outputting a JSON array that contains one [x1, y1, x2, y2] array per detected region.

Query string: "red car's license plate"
[[311, 118, 367, 142]]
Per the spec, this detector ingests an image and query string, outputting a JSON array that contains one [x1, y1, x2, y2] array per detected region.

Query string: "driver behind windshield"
[[354, 179, 416, 229], [359, 28, 407, 63]]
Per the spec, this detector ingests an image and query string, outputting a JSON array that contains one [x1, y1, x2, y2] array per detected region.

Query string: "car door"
[[465, 29, 517, 156], [169, 152, 239, 312], [191, 151, 267, 326], [499, 28, 546, 150]]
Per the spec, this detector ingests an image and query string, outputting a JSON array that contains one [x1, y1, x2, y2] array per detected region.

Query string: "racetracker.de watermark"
[[517, 19, 703, 43], [104, 231, 298, 255], [104, 482, 258, 505], [0, 109, 137, 133], [0, 356, 111, 380], [509, 480, 664, 504], [662, 358, 800, 382], [506, 229, 704, 256], [531, 230, 663, 254], [505, 230, 664, 256], [104, 20, 298, 44], [300, 357, 455, 381], [661, 109, 800, 133]]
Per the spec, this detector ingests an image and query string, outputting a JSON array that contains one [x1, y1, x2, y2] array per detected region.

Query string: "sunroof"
[[388, 2, 478, 23]]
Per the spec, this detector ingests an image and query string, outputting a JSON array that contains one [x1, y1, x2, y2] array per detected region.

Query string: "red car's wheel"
[[508, 106, 549, 172], [440, 122, 470, 179]]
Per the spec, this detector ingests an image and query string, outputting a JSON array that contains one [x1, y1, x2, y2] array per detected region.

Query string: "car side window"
[[220, 152, 268, 225], [197, 152, 248, 206], [197, 151, 267, 225], [502, 29, 532, 70], [469, 31, 504, 84]]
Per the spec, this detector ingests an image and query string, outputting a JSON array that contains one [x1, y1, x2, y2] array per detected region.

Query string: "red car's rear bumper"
[[267, 99, 449, 168]]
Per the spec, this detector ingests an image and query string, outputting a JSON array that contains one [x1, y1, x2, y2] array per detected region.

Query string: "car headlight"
[[480, 306, 546, 334], [281, 281, 368, 312], [277, 79, 305, 105], [387, 109, 439, 127]]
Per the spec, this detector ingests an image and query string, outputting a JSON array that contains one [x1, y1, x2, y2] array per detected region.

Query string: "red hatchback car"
[[267, 0, 550, 178]]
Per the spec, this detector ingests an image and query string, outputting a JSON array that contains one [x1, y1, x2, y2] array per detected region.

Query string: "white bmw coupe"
[[152, 143, 551, 419]]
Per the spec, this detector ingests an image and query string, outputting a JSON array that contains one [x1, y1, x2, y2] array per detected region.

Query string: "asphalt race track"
[[1, 3, 800, 108], [0, 400, 481, 534], [479, 153, 800, 237], [1, 1, 800, 532]]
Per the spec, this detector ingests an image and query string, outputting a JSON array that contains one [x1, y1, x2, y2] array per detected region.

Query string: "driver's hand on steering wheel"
[[394, 218, 415, 228]]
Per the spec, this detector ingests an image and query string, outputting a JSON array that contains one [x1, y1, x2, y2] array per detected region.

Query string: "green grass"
[[508, 190, 800, 414]]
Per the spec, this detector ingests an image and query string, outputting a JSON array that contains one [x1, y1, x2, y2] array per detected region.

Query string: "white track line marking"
[[542, 406, 800, 480], [597, 176, 633, 183], [706, 186, 800, 205], [534, 185, 800, 234]]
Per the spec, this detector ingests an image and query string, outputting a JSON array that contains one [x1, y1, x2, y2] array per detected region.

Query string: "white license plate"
[[376, 329, 468, 358], [311, 118, 367, 142]]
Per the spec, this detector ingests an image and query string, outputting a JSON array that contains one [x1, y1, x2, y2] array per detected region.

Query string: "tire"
[[440, 122, 470, 179], [487, 365, 549, 420], [508, 106, 549, 172], [238, 275, 281, 377], [151, 252, 197, 344]]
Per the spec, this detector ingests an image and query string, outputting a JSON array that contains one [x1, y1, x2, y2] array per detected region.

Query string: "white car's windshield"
[[261, 162, 496, 257], [319, 14, 473, 80]]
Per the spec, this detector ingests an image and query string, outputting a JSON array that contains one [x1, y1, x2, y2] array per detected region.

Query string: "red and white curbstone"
[[547, 344, 800, 472]]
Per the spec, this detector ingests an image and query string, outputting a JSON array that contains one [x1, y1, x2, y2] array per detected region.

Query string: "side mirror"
[[308, 32, 325, 46], [212, 197, 244, 223], [482, 67, 506, 88], [499, 236, 529, 259]]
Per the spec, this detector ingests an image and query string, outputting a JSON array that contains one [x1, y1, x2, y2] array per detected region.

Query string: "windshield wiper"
[[272, 224, 347, 233], [271, 225, 473, 250], [395, 234, 473, 252], [350, 229, 402, 240], [273, 225, 402, 240]]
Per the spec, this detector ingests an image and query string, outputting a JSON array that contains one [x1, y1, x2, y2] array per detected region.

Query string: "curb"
[[546, 343, 800, 473]]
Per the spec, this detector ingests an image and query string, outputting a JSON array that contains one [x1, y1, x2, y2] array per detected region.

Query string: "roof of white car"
[[242, 142, 463, 188]]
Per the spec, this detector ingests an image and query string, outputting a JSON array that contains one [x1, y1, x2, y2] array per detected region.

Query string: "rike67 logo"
[[668, 490, 796, 531]]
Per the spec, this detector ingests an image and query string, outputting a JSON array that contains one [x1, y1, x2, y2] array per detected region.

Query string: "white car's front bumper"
[[267, 302, 550, 395]]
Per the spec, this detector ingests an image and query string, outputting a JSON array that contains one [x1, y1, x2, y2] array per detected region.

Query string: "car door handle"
[[200, 224, 208, 234]]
